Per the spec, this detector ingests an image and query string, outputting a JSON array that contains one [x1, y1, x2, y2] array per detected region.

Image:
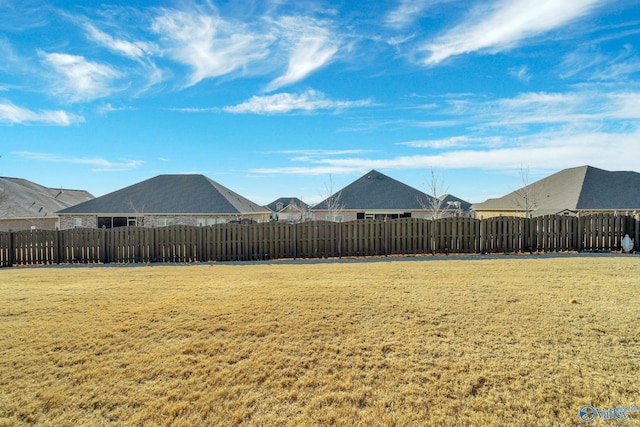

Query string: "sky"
[[1, 0, 639, 206]]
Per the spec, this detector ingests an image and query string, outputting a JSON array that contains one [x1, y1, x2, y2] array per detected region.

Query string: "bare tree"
[[291, 198, 311, 223], [321, 175, 344, 222], [126, 198, 145, 226], [512, 166, 539, 218], [418, 168, 449, 219]]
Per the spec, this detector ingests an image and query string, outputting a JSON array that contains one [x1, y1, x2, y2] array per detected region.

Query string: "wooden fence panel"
[[482, 217, 497, 253], [0, 231, 10, 267], [11, 229, 57, 265], [155, 225, 199, 263], [433, 217, 479, 253], [205, 224, 246, 261], [106, 227, 153, 263], [248, 222, 293, 260], [432, 218, 449, 253], [59, 228, 102, 264], [580, 214, 635, 252], [387, 218, 430, 255], [480, 216, 528, 253], [341, 220, 385, 257], [447, 217, 480, 253], [296, 221, 339, 258]]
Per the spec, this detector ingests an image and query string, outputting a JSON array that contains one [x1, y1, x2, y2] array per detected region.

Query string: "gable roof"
[[0, 177, 94, 219], [312, 170, 437, 210], [58, 174, 270, 215], [440, 194, 473, 212], [473, 165, 640, 215], [265, 197, 309, 212]]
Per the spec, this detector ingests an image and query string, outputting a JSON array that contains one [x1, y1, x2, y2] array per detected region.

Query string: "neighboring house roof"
[[0, 177, 94, 219], [473, 165, 640, 215], [312, 169, 438, 210], [58, 174, 271, 215], [440, 194, 473, 212], [265, 197, 309, 213]]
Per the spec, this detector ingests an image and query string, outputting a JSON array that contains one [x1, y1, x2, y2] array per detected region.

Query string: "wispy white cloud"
[[168, 107, 220, 113], [271, 149, 375, 156], [250, 130, 640, 176], [561, 43, 640, 81], [59, 11, 164, 94], [385, 0, 453, 29], [83, 23, 156, 60], [151, 6, 271, 87], [265, 16, 339, 91], [0, 100, 84, 125], [397, 136, 493, 149], [509, 65, 531, 82], [39, 51, 121, 102], [485, 90, 640, 126], [0, 36, 18, 71], [254, 84, 640, 177], [250, 165, 364, 176], [96, 103, 135, 115], [422, 0, 604, 65], [386, 0, 429, 29], [423, 89, 640, 132], [224, 90, 371, 114], [14, 151, 143, 172]]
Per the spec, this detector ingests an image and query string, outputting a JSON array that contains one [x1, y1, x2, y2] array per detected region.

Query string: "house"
[[311, 169, 470, 221], [265, 197, 311, 223], [439, 194, 474, 216], [57, 174, 271, 229], [0, 177, 94, 231], [473, 165, 640, 218]]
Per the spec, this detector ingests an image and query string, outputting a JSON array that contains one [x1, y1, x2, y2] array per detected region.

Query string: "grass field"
[[1, 255, 639, 426]]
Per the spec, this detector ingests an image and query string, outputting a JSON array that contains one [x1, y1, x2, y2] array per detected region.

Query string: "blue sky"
[[1, 0, 639, 205]]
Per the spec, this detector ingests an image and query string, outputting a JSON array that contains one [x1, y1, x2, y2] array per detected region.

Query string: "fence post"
[[54, 229, 61, 264], [338, 221, 343, 259], [8, 230, 14, 267], [577, 215, 583, 252], [479, 219, 485, 254], [384, 219, 389, 257], [635, 213, 640, 253], [243, 225, 248, 261], [292, 223, 297, 260]]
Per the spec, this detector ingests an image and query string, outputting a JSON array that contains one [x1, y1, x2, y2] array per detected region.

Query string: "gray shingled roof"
[[440, 194, 473, 212], [312, 170, 437, 210], [473, 165, 640, 214], [265, 197, 309, 212], [58, 174, 270, 215], [0, 177, 94, 219]]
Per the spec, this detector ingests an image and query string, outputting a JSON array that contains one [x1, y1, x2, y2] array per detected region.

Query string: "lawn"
[[1, 255, 639, 426]]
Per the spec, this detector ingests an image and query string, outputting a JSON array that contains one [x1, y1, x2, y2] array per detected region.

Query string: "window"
[[156, 218, 175, 227], [97, 217, 130, 228], [325, 215, 344, 222], [198, 217, 224, 226], [73, 217, 82, 228]]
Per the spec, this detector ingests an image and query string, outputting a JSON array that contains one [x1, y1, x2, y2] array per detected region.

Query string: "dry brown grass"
[[1, 255, 639, 426]]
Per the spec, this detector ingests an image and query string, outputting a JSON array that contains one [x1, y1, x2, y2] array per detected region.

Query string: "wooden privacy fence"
[[1, 214, 638, 267]]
